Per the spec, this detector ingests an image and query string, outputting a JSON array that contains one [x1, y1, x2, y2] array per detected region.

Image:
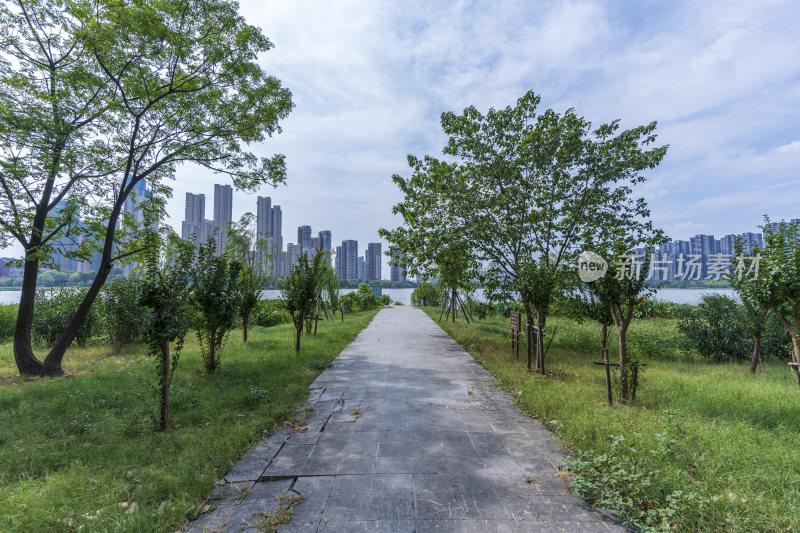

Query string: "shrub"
[[565, 427, 707, 532], [102, 277, 148, 346], [192, 239, 241, 372], [0, 304, 16, 342], [253, 299, 292, 327], [678, 294, 751, 362], [380, 294, 391, 306], [31, 288, 100, 347], [393, 300, 403, 306], [411, 281, 443, 306]]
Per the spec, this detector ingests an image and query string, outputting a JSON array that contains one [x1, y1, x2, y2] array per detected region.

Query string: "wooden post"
[[602, 324, 612, 405]]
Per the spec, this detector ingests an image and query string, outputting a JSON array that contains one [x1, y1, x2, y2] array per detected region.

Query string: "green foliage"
[[0, 305, 16, 342], [282, 249, 329, 351], [192, 239, 241, 372], [31, 288, 100, 347], [323, 267, 341, 314], [380, 294, 391, 306], [102, 277, 148, 347], [678, 294, 750, 362], [225, 213, 272, 342], [566, 430, 708, 532], [253, 299, 292, 328], [341, 283, 380, 313], [678, 294, 789, 363], [138, 228, 195, 429], [411, 281, 443, 306], [0, 0, 292, 375]]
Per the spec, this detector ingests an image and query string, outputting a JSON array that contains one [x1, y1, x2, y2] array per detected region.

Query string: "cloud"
[[4, 0, 800, 266]]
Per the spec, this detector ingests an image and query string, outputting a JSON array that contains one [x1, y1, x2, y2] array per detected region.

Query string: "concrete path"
[[186, 307, 625, 532]]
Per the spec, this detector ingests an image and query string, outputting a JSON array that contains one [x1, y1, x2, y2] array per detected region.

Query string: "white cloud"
[[4, 0, 800, 263]]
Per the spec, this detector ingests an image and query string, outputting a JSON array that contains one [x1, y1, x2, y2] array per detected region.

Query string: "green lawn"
[[0, 310, 378, 532], [424, 309, 800, 533]]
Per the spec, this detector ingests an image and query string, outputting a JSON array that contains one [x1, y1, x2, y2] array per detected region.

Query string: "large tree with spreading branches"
[[0, 0, 293, 375]]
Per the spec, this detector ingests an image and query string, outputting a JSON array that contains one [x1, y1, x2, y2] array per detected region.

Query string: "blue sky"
[[7, 1, 800, 275]]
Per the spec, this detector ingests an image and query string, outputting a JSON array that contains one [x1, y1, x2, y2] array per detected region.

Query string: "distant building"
[[213, 184, 233, 254], [366, 242, 381, 281], [357, 256, 366, 282], [318, 230, 332, 252], [297, 225, 312, 254], [257, 196, 283, 275], [390, 250, 406, 282], [181, 192, 206, 243], [338, 240, 358, 280], [311, 237, 320, 250]]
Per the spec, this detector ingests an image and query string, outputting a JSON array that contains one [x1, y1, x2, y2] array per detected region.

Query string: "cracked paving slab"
[[185, 307, 628, 532]]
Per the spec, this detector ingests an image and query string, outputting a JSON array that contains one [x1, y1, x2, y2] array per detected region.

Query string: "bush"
[[380, 294, 391, 306], [102, 277, 148, 346], [31, 288, 101, 347], [341, 284, 380, 312], [678, 294, 754, 362], [0, 304, 17, 342], [253, 299, 292, 327], [565, 424, 707, 532], [393, 300, 403, 306], [411, 281, 443, 306]]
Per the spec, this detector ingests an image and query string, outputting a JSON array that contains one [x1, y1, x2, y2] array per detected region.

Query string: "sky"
[[6, 0, 800, 276]]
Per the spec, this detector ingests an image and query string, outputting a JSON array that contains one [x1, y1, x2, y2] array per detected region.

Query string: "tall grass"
[[0, 310, 378, 532], [426, 310, 800, 532]]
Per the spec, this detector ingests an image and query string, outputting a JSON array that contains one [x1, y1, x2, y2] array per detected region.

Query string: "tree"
[[322, 265, 341, 321], [1, 0, 292, 376], [587, 229, 666, 403], [385, 91, 667, 374], [282, 249, 328, 352], [139, 224, 194, 430], [562, 289, 615, 403], [225, 213, 270, 342], [750, 218, 800, 389], [192, 238, 241, 372]]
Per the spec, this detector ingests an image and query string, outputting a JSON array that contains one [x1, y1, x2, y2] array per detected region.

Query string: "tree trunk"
[[295, 324, 302, 353], [42, 258, 113, 375], [160, 338, 171, 430], [534, 307, 546, 375], [208, 328, 217, 372], [13, 250, 44, 375], [791, 332, 800, 390], [602, 323, 612, 405], [523, 302, 535, 373], [618, 325, 629, 401], [243, 314, 249, 343], [749, 308, 767, 374]]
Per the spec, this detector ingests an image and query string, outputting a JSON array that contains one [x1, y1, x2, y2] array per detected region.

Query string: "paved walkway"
[[186, 307, 625, 532]]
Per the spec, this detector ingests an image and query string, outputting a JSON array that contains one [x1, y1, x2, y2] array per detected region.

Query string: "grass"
[[424, 309, 800, 533], [0, 309, 378, 532]]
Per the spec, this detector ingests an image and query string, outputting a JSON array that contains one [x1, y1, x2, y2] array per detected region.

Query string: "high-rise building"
[[257, 196, 283, 275], [338, 240, 358, 280], [318, 230, 332, 252], [311, 237, 320, 250], [366, 242, 381, 281], [297, 225, 312, 254], [182, 192, 207, 243], [390, 250, 406, 282], [357, 256, 366, 282], [335, 245, 342, 278], [213, 184, 233, 254]]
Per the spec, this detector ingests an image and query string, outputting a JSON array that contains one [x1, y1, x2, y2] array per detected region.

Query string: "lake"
[[0, 287, 739, 306]]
